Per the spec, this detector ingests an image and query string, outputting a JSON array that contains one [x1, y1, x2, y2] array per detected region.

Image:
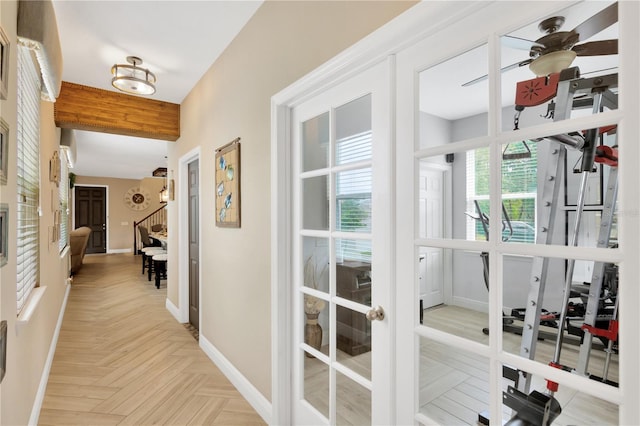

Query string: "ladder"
[[514, 68, 619, 393]]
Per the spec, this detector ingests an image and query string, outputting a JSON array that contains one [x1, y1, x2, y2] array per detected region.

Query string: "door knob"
[[366, 305, 385, 321]]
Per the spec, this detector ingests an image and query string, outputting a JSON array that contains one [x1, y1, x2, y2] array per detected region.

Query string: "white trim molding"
[[29, 282, 71, 425], [16, 286, 48, 329], [165, 298, 183, 323], [107, 248, 131, 254], [199, 335, 271, 424]]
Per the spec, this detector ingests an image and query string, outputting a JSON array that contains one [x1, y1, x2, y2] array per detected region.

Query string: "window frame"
[[16, 46, 41, 314]]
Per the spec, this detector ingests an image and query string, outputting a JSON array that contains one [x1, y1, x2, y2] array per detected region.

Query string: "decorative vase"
[[304, 312, 322, 357]]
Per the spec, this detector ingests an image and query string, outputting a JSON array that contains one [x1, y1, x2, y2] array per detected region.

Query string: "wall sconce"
[[159, 185, 169, 203], [168, 178, 175, 201], [159, 171, 174, 203]]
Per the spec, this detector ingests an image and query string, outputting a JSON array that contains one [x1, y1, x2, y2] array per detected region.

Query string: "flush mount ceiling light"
[[111, 56, 156, 95]]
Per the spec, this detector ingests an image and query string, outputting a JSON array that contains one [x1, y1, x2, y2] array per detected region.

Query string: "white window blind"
[[16, 47, 41, 313], [336, 130, 372, 262], [466, 143, 537, 243], [58, 151, 69, 252]]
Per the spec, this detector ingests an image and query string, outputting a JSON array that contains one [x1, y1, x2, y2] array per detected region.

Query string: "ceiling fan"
[[463, 2, 618, 86]]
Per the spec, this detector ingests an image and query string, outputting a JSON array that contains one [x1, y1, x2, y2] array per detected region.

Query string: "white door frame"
[[177, 146, 201, 323]]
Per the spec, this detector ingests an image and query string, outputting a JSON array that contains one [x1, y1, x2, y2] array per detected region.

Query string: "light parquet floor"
[[38, 254, 265, 426], [421, 305, 619, 425]]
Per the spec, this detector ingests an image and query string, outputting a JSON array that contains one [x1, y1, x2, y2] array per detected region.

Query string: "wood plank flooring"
[[38, 254, 265, 426], [421, 305, 619, 425]]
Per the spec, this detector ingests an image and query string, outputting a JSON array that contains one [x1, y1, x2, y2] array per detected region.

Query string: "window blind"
[[466, 144, 537, 243], [336, 130, 372, 262], [16, 47, 41, 313], [58, 152, 69, 252]]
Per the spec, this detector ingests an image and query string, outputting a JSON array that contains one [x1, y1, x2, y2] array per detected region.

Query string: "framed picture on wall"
[[215, 138, 241, 228], [0, 26, 9, 100], [0, 118, 7, 185]]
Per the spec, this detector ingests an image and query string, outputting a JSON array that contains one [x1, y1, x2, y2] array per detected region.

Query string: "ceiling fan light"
[[528, 50, 577, 77], [111, 56, 156, 96]]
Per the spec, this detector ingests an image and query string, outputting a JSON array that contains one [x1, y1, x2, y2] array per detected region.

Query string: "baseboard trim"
[[107, 248, 132, 254], [199, 335, 272, 424], [29, 282, 71, 426], [452, 295, 488, 313], [165, 298, 186, 323]]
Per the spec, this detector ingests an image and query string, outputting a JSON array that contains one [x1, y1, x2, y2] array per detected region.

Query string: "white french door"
[[395, 1, 638, 425], [290, 59, 393, 425]]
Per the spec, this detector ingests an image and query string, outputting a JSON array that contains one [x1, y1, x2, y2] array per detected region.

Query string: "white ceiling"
[[419, 1, 618, 120], [52, 0, 263, 179], [53, 1, 618, 179]]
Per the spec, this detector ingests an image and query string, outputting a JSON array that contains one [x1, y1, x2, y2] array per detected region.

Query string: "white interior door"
[[290, 60, 393, 425], [419, 166, 447, 308]]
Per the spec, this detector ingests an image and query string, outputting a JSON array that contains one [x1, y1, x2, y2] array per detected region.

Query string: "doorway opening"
[[73, 185, 107, 254]]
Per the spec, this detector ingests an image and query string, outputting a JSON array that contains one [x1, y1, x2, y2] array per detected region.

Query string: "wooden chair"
[[138, 225, 161, 274]]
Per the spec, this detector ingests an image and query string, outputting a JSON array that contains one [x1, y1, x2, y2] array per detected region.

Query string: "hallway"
[[38, 254, 265, 425]]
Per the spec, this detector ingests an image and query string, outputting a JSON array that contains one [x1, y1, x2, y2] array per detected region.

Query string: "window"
[[466, 142, 537, 243], [58, 150, 69, 252], [336, 130, 372, 262], [16, 47, 41, 313]]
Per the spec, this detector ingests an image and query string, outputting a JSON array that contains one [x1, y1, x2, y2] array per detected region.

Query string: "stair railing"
[[133, 204, 167, 254]]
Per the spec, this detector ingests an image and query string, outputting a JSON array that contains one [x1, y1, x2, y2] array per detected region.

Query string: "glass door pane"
[[295, 59, 391, 424]]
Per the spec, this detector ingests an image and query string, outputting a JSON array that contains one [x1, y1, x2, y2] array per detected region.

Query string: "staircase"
[[133, 204, 167, 254]]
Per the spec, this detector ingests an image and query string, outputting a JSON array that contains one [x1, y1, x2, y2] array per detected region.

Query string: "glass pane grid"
[[299, 93, 374, 424], [416, 4, 623, 422]]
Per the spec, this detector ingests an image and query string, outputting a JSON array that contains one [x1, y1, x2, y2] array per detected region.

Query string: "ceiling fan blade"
[[501, 35, 545, 51], [572, 39, 618, 56], [461, 59, 533, 87], [581, 66, 618, 76], [572, 2, 618, 42]]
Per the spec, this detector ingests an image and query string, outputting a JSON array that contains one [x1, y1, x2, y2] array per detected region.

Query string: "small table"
[[149, 232, 167, 249]]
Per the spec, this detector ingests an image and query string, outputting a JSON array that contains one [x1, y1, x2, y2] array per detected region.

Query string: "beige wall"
[[168, 0, 416, 401], [0, 2, 71, 423], [73, 176, 166, 251]]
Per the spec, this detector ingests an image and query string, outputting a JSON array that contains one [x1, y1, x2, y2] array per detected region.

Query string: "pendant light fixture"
[[111, 56, 156, 95]]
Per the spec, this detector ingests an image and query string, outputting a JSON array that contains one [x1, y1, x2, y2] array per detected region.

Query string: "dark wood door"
[[74, 186, 107, 254], [188, 160, 200, 330]]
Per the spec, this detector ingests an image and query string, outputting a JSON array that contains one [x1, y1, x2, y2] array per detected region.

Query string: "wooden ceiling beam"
[[54, 81, 180, 141]]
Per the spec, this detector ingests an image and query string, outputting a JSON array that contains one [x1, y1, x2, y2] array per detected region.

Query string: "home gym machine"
[[479, 66, 619, 426]]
